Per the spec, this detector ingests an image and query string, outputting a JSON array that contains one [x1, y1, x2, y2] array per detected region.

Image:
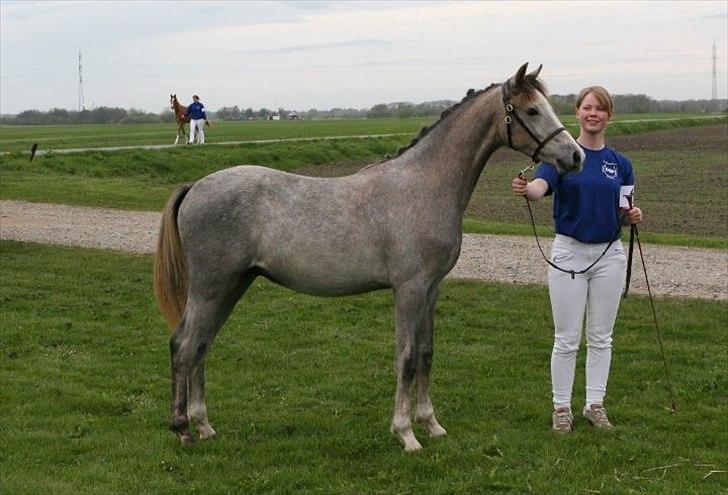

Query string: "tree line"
[[1, 94, 725, 125], [0, 107, 179, 125]]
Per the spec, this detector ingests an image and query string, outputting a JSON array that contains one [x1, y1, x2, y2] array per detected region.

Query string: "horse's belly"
[[259, 258, 390, 296], [256, 238, 391, 295]]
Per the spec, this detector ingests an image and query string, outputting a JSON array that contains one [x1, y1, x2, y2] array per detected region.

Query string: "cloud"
[[1, 1, 726, 113], [235, 39, 394, 56]]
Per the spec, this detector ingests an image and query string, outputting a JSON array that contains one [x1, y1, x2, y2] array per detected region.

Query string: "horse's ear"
[[527, 64, 542, 81], [513, 63, 529, 87]]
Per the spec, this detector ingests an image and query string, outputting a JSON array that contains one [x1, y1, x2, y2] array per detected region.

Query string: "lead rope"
[[518, 163, 623, 280], [625, 195, 678, 412]]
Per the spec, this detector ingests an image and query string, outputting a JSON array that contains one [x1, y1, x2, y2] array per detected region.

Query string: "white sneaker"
[[583, 404, 613, 429], [552, 407, 573, 433]]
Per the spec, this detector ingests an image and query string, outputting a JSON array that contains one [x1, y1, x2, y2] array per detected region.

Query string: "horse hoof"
[[178, 432, 194, 445], [416, 415, 448, 437], [429, 425, 447, 438], [391, 425, 422, 452], [403, 439, 423, 452], [199, 427, 217, 441]]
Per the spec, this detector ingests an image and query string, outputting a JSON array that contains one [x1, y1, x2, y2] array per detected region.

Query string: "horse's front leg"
[[415, 282, 447, 438], [390, 279, 430, 452]]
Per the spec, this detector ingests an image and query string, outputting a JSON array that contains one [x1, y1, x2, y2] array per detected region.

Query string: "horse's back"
[[178, 165, 393, 295]]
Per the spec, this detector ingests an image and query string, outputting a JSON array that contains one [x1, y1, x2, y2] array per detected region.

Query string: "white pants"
[[189, 119, 205, 144], [548, 234, 627, 410]]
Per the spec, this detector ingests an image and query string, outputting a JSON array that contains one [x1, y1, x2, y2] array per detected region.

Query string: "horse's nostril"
[[573, 150, 582, 167]]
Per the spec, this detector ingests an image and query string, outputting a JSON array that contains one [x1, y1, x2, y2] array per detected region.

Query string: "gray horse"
[[155, 63, 584, 451]]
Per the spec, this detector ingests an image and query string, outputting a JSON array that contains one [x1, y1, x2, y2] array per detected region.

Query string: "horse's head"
[[501, 63, 583, 174], [170, 94, 177, 110]]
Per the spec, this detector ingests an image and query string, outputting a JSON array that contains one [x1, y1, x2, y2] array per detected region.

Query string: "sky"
[[1, 0, 726, 114]]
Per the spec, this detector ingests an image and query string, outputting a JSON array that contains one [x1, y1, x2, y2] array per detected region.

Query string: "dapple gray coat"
[[155, 64, 584, 451]]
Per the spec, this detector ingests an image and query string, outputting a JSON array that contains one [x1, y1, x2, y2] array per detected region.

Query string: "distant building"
[[288, 112, 300, 120], [268, 113, 280, 121]]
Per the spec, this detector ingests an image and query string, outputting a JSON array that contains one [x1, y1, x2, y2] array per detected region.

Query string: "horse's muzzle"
[[557, 148, 584, 174]]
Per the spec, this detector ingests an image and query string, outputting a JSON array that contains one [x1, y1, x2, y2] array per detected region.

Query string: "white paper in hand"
[[619, 185, 635, 208]]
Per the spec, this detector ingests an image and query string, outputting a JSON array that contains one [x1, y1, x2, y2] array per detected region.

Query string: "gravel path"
[[1, 200, 726, 301], [14, 133, 412, 156]]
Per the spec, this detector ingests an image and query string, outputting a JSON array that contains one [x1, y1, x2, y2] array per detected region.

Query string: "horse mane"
[[510, 76, 548, 102], [385, 76, 548, 161]]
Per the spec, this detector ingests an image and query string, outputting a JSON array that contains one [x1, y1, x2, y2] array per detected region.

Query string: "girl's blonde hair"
[[575, 86, 614, 117]]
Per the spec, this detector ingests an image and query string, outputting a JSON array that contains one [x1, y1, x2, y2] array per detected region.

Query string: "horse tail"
[[154, 183, 194, 330]]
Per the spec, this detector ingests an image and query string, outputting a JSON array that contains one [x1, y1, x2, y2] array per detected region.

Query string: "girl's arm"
[[512, 177, 549, 200]]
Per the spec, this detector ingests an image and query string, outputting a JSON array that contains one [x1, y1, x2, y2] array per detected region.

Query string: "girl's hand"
[[512, 177, 528, 196], [622, 206, 643, 224]]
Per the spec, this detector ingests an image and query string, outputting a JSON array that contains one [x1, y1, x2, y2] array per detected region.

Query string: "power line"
[[78, 47, 85, 112], [712, 40, 718, 100]]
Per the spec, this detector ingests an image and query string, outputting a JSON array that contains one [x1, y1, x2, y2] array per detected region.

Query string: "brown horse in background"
[[170, 94, 190, 144]]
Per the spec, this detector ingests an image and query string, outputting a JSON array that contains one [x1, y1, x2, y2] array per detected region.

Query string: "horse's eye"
[[526, 108, 539, 116]]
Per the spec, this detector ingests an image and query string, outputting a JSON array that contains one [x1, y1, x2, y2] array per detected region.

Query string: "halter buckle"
[[504, 115, 512, 124], [505, 103, 513, 112], [518, 162, 535, 178]]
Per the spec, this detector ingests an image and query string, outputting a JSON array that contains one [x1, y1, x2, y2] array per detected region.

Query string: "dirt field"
[[607, 123, 728, 152]]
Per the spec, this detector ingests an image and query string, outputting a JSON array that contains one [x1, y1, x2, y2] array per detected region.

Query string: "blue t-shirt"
[[185, 101, 206, 120], [534, 144, 634, 243]]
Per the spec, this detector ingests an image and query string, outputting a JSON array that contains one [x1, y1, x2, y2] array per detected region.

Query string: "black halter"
[[501, 83, 567, 162]]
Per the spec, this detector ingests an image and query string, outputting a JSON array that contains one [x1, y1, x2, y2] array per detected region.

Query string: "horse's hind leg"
[[170, 273, 253, 443], [390, 279, 429, 452], [186, 272, 257, 440], [415, 282, 447, 437], [170, 317, 193, 443]]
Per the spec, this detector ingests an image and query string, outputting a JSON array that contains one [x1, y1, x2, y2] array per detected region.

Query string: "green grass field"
[[1, 114, 725, 153], [0, 118, 433, 153], [1, 240, 726, 494]]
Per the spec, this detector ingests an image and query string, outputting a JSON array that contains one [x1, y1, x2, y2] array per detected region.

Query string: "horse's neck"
[[174, 100, 186, 116], [406, 92, 503, 215]]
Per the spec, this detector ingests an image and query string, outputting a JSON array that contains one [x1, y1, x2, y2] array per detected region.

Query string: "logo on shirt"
[[601, 161, 618, 180]]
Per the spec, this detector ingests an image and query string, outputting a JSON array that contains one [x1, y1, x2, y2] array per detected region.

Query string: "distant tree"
[[395, 102, 415, 119], [217, 105, 242, 121], [549, 94, 577, 115], [119, 108, 162, 123], [367, 103, 390, 118], [614, 94, 651, 113], [48, 108, 71, 124], [243, 107, 255, 120], [15, 109, 44, 125], [159, 109, 177, 123], [89, 106, 128, 124]]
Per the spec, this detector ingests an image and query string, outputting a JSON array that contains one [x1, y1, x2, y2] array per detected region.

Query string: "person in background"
[[185, 95, 208, 144], [512, 86, 643, 433]]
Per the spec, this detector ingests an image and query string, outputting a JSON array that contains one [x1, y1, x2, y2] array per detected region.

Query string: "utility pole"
[[712, 40, 717, 100], [78, 47, 85, 111]]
